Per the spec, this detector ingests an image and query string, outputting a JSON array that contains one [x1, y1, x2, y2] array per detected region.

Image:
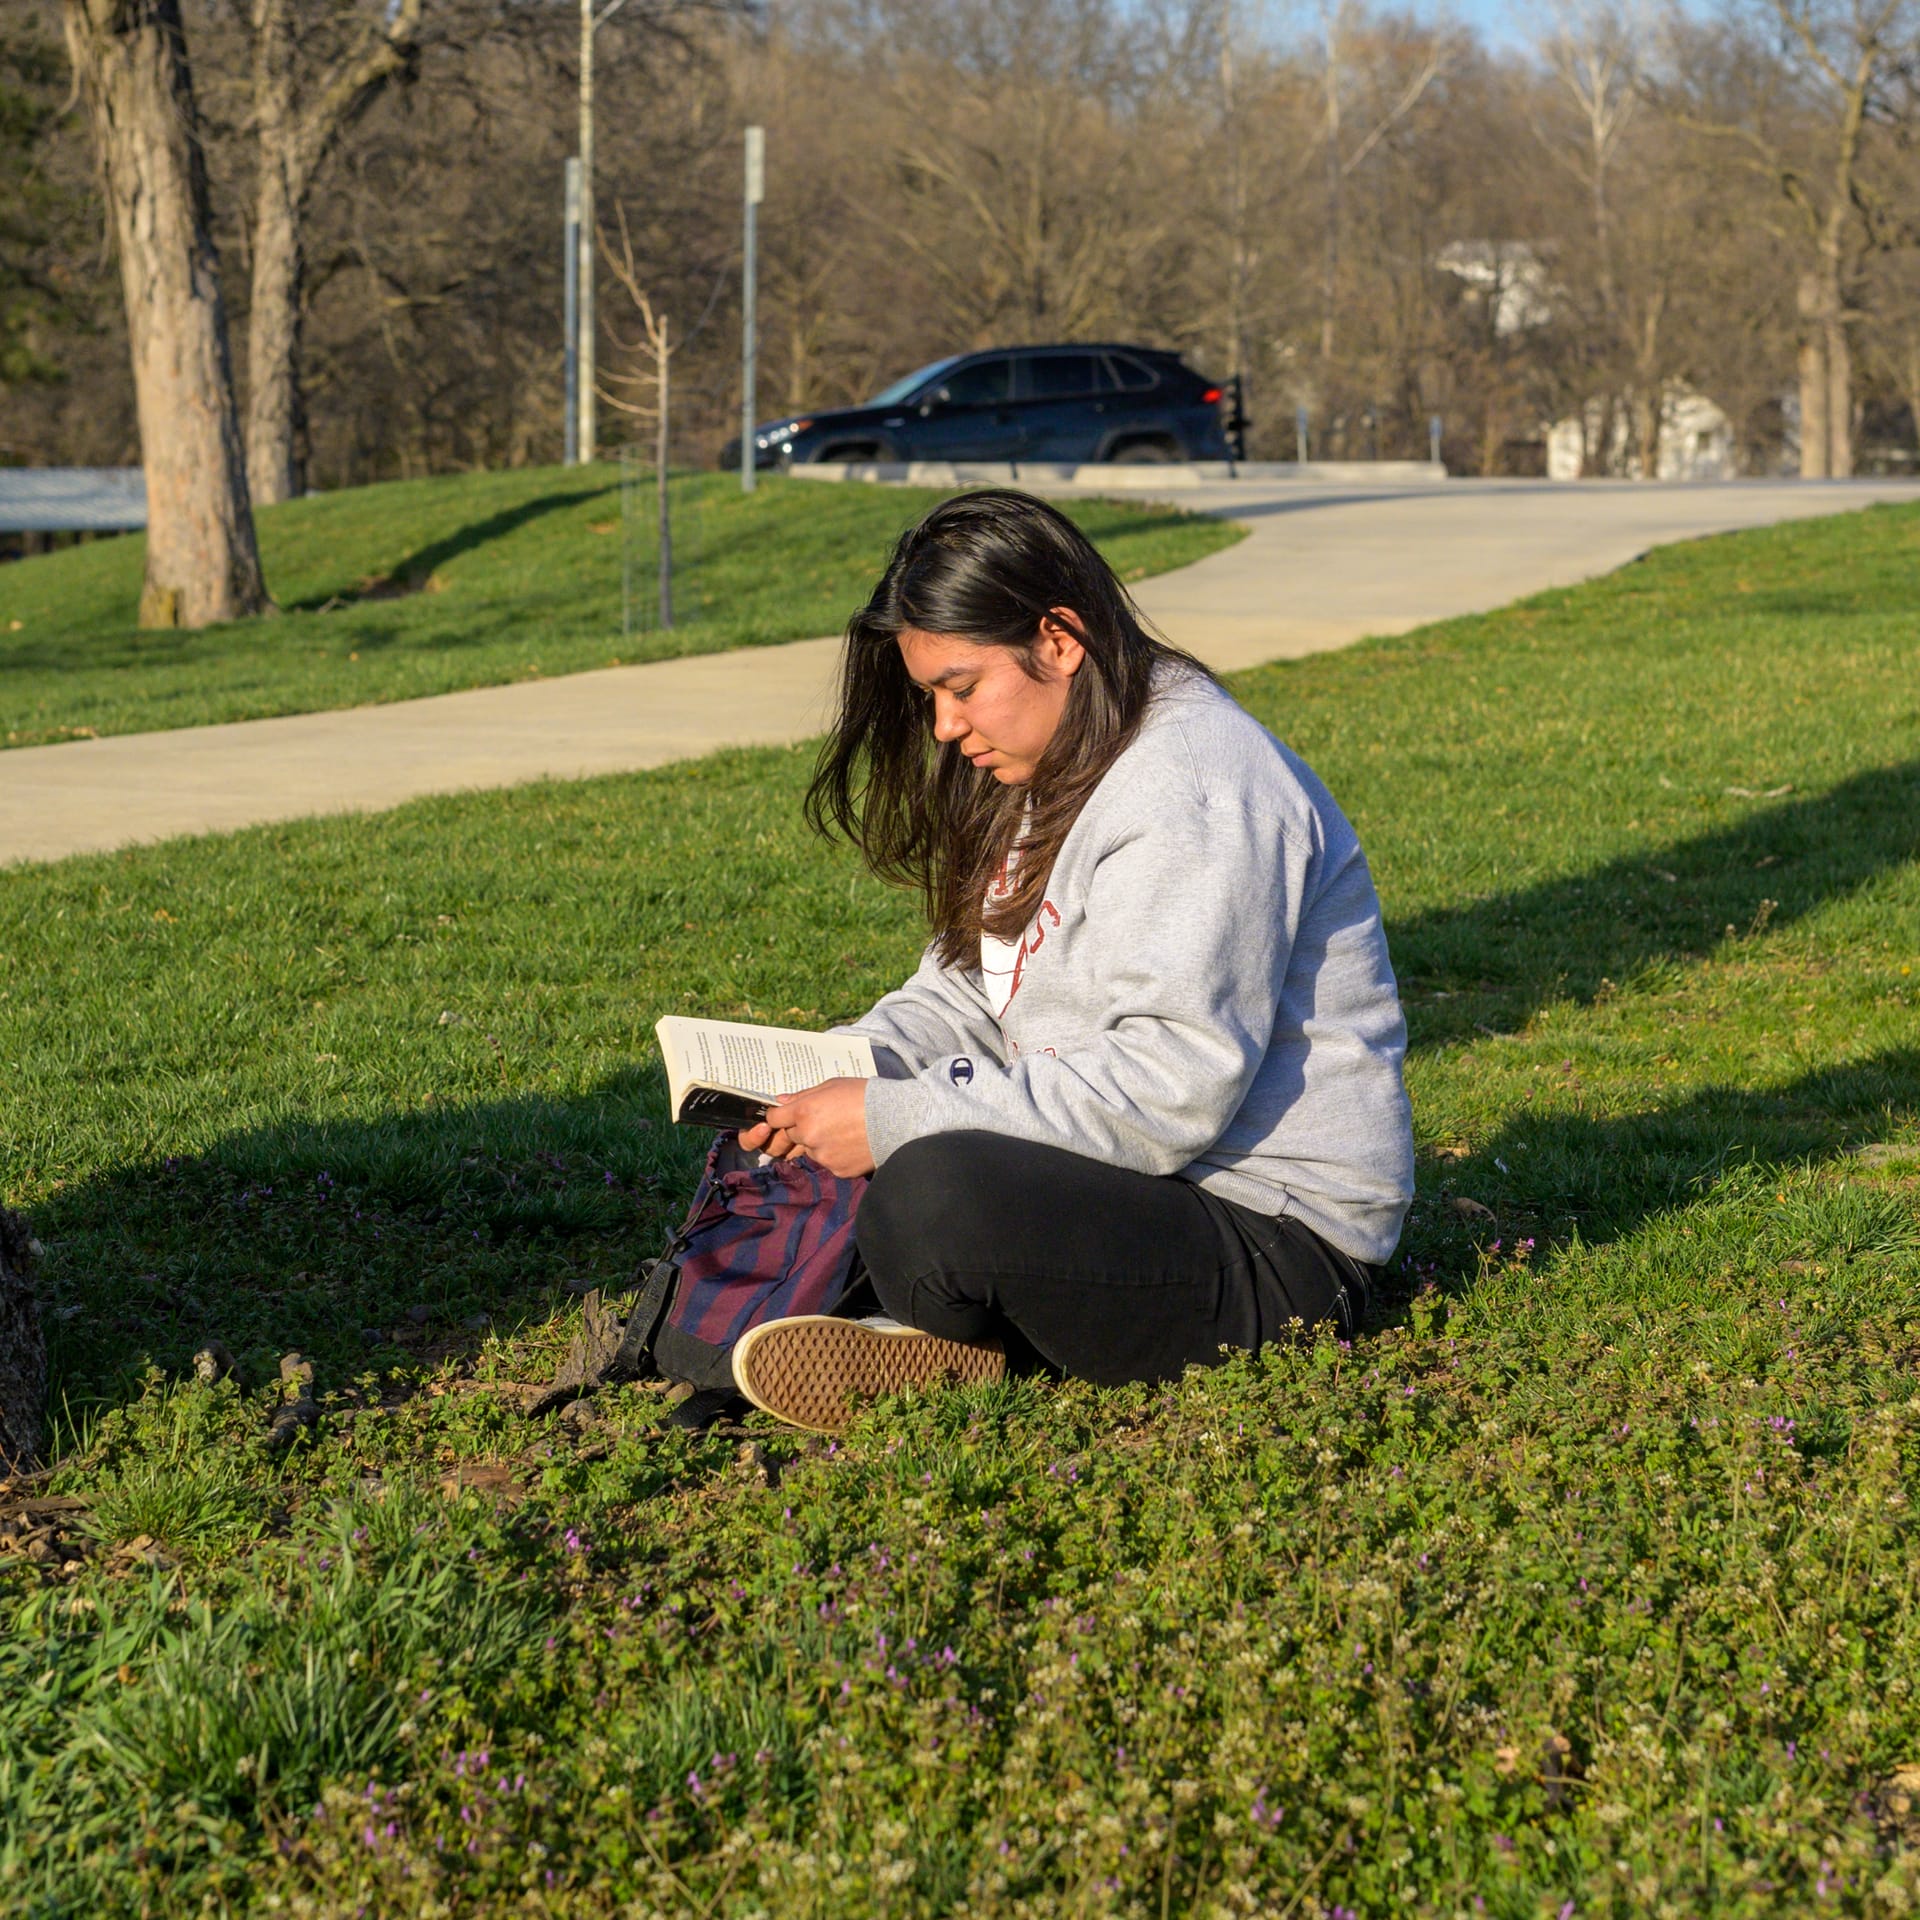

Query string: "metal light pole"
[[740, 125, 764, 493], [563, 158, 580, 466], [575, 0, 636, 465], [657, 312, 673, 626], [577, 0, 596, 465]]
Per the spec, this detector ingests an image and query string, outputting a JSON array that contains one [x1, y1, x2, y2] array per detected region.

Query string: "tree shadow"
[[29, 764, 1918, 1418], [1390, 759, 1920, 1050], [37, 1042, 1918, 1422], [284, 486, 613, 612], [1447, 1047, 1920, 1256], [33, 1065, 699, 1414]]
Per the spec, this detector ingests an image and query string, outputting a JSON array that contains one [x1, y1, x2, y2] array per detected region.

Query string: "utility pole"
[[741, 125, 764, 493], [657, 312, 672, 627], [563, 158, 580, 466], [577, 0, 596, 465]]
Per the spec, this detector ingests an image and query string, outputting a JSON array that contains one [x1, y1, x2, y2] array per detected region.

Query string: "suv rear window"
[[1025, 354, 1111, 399], [1105, 354, 1160, 392]]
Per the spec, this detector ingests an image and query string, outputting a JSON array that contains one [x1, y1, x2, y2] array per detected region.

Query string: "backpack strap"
[[606, 1250, 679, 1382], [528, 1135, 733, 1415]]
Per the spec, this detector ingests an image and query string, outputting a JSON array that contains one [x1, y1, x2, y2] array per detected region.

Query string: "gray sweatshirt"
[[848, 669, 1415, 1266]]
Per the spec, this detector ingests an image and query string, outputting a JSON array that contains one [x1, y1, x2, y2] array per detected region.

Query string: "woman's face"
[[898, 613, 1086, 785]]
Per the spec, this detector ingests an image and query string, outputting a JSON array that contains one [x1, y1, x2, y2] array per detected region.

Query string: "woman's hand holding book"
[[743, 1078, 876, 1179]]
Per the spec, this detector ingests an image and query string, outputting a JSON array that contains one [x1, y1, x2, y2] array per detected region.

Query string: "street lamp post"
[[563, 158, 580, 467], [741, 126, 763, 493], [575, 0, 634, 467], [578, 0, 594, 464]]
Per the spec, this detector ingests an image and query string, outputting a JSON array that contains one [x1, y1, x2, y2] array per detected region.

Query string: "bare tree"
[[2, 18, 75, 404], [1663, 0, 1920, 476], [1315, 3, 1453, 367], [855, 0, 1171, 343], [1538, 0, 1639, 459], [22, 0, 1919, 487], [600, 201, 678, 625], [1536, 2, 1688, 474], [61, 0, 268, 627], [237, 0, 425, 504]]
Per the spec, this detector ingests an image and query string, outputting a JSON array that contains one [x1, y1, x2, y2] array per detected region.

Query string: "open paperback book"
[[655, 1015, 877, 1129]]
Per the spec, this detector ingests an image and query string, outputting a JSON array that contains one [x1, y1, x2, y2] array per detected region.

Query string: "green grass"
[[2, 502, 1919, 1915], [0, 467, 1239, 748]]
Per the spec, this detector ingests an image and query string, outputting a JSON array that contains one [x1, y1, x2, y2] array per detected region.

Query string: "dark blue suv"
[[723, 344, 1230, 470]]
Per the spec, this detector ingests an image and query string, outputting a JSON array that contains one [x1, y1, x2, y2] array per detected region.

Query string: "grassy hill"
[[1, 502, 1917, 1914], [0, 467, 1240, 748]]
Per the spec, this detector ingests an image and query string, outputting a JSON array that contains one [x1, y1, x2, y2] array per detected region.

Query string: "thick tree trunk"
[[1825, 307, 1853, 479], [0, 1211, 45, 1475], [1797, 267, 1851, 479], [62, 0, 269, 628]]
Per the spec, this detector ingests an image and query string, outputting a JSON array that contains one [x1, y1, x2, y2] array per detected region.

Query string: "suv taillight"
[[1201, 387, 1222, 405]]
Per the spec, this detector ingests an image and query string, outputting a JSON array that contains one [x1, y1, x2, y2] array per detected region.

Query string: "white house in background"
[[1435, 241, 1556, 338], [1436, 238, 1744, 478], [1546, 385, 1736, 481]]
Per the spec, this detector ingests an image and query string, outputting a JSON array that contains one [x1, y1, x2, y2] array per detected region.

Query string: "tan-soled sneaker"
[[730, 1314, 1005, 1435]]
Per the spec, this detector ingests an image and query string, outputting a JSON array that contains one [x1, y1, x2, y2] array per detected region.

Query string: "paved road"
[[3, 477, 1913, 867]]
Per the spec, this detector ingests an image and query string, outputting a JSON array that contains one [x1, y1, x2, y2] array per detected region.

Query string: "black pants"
[[854, 1131, 1372, 1387]]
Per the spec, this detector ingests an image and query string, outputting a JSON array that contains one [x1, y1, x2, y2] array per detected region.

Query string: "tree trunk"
[[0, 1211, 45, 1475], [1825, 306, 1853, 479], [1797, 268, 1846, 479], [62, 0, 269, 629], [1900, 339, 1920, 462], [1320, 37, 1340, 366], [246, 151, 307, 505], [241, 0, 420, 505], [245, 23, 306, 506]]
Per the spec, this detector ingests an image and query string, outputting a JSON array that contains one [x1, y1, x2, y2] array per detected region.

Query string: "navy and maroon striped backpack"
[[619, 1133, 867, 1395]]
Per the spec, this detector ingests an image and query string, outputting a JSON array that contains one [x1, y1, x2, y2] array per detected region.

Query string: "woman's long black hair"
[[806, 488, 1212, 965]]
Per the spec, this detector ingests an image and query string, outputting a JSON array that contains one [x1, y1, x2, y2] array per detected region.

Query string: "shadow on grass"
[[35, 1066, 697, 1416], [25, 762, 1919, 1418], [284, 487, 614, 612], [32, 1033, 1919, 1423], [1392, 759, 1920, 1049], [1461, 1046, 1920, 1243]]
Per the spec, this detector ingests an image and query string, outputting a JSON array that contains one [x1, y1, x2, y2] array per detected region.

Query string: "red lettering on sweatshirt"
[[1003, 900, 1061, 1016]]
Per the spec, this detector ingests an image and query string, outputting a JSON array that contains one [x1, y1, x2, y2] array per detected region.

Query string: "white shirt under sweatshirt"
[[978, 824, 1027, 1018], [843, 668, 1416, 1266]]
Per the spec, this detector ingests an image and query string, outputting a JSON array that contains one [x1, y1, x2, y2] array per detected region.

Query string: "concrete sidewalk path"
[[3, 476, 1913, 867], [1123, 474, 1919, 671]]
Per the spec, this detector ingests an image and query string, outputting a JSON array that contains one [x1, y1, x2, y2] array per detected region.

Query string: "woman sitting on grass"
[[730, 488, 1413, 1433]]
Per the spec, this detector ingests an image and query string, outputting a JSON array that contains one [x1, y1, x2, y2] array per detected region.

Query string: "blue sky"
[[1432, 0, 1707, 53], [1446, 0, 1531, 48]]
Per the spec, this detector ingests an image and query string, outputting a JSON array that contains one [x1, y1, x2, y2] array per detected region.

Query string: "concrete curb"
[[784, 459, 1449, 489]]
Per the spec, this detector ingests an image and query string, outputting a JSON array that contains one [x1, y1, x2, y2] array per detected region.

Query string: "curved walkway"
[[2, 477, 1913, 867]]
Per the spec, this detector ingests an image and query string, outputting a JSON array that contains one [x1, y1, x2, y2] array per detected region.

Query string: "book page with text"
[[656, 1016, 876, 1102]]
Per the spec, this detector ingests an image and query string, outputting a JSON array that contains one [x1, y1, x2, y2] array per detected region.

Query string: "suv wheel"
[[1106, 438, 1178, 464]]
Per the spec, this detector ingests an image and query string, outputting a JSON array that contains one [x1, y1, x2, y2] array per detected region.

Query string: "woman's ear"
[[1037, 607, 1088, 679]]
